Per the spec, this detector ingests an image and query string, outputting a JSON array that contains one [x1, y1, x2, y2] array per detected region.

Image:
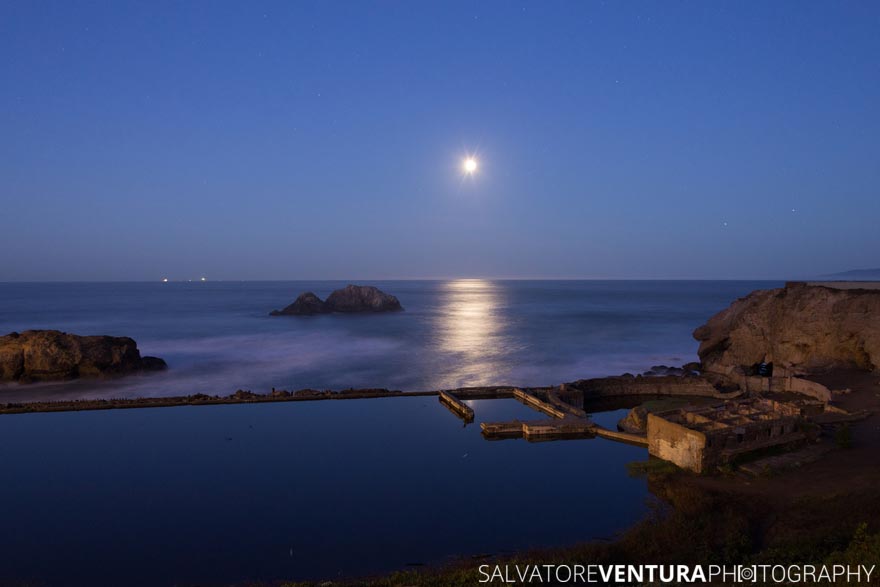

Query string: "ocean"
[[0, 280, 777, 586], [0, 280, 776, 401]]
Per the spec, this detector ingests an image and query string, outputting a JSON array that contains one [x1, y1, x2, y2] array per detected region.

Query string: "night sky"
[[2, 2, 879, 281]]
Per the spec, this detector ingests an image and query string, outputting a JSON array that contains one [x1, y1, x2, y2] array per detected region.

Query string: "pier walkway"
[[438, 390, 474, 423], [593, 425, 649, 447], [512, 388, 567, 419], [481, 416, 596, 441]]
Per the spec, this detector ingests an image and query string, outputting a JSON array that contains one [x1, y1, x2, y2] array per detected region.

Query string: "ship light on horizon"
[[162, 278, 169, 283]]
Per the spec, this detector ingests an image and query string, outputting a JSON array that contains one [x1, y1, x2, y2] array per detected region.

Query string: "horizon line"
[[0, 276, 802, 284]]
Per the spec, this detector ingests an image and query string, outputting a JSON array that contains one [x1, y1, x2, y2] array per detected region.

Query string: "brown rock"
[[0, 330, 167, 383], [231, 389, 258, 399], [682, 361, 702, 373], [325, 285, 403, 313], [269, 292, 329, 316], [271, 284, 403, 316], [618, 405, 649, 433], [694, 283, 880, 375], [293, 389, 325, 397]]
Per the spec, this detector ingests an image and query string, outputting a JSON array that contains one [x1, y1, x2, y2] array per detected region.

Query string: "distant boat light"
[[162, 278, 169, 283]]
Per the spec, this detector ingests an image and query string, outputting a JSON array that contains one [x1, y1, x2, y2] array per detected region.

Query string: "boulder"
[[0, 330, 167, 383], [271, 284, 403, 316], [618, 405, 649, 434], [270, 292, 329, 316], [643, 365, 685, 377], [230, 389, 258, 400], [694, 282, 880, 375], [324, 285, 403, 313], [682, 361, 702, 374]]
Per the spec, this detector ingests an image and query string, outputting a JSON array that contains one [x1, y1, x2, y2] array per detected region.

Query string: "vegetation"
[[626, 458, 680, 479], [835, 424, 853, 449], [822, 523, 880, 580], [271, 476, 880, 587]]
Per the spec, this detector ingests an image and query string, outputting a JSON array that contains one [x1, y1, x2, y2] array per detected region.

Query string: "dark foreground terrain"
[[276, 371, 880, 587]]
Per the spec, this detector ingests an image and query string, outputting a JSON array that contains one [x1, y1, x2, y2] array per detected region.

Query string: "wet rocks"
[[643, 365, 686, 377], [270, 284, 403, 316], [618, 405, 649, 434], [0, 330, 167, 383], [269, 292, 330, 316]]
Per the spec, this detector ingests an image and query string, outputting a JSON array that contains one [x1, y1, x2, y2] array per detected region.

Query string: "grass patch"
[[626, 458, 681, 479], [835, 424, 853, 449]]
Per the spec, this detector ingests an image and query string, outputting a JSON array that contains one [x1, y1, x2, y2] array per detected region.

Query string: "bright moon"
[[463, 157, 478, 174]]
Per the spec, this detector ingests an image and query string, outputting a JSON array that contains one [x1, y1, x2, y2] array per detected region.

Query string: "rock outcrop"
[[643, 365, 689, 377], [269, 292, 330, 316], [618, 405, 649, 434], [270, 284, 403, 316], [324, 284, 403, 313], [0, 330, 167, 383], [694, 282, 880, 375]]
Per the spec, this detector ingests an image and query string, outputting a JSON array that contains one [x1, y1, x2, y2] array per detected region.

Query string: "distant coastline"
[[803, 280, 880, 290], [820, 268, 880, 280]]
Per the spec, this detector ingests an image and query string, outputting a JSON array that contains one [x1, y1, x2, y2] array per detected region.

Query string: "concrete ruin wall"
[[738, 374, 832, 402], [570, 375, 731, 399], [648, 398, 808, 473], [700, 415, 803, 466], [783, 377, 833, 401], [647, 413, 708, 473]]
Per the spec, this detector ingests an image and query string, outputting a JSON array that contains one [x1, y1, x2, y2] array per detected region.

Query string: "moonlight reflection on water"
[[436, 279, 518, 387]]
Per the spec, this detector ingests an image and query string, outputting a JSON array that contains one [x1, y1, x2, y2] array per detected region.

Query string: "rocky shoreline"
[[0, 330, 166, 383]]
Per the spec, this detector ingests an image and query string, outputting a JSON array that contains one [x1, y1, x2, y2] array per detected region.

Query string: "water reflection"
[[435, 279, 515, 387]]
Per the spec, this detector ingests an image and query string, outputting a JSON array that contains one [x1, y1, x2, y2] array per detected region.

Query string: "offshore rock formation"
[[269, 292, 330, 316], [0, 330, 167, 383], [694, 282, 880, 375], [270, 284, 403, 316], [324, 284, 403, 313]]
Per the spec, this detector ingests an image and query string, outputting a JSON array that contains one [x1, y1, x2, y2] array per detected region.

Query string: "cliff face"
[[694, 283, 880, 374], [0, 330, 167, 383]]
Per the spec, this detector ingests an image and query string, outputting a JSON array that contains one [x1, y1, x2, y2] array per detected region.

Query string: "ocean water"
[[0, 280, 778, 586], [0, 280, 777, 401]]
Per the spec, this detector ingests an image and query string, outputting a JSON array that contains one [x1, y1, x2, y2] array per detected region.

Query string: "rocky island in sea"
[[270, 284, 403, 316], [0, 330, 166, 383]]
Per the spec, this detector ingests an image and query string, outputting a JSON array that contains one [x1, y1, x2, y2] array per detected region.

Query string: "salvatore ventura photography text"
[[478, 564, 877, 584]]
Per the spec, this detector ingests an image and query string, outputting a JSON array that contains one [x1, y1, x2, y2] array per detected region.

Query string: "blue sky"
[[2, 1, 879, 280]]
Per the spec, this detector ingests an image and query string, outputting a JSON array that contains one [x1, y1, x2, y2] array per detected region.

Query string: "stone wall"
[[784, 377, 833, 402], [647, 413, 708, 473], [568, 375, 734, 399], [735, 373, 832, 402]]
